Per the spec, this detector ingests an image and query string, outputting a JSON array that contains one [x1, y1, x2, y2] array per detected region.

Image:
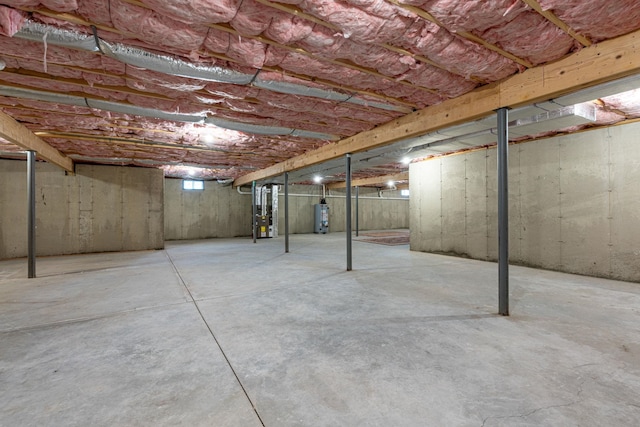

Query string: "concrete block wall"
[[410, 121, 640, 283], [164, 179, 252, 240], [0, 160, 164, 259]]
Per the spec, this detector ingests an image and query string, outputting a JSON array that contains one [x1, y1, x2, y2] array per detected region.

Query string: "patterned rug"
[[354, 230, 410, 246]]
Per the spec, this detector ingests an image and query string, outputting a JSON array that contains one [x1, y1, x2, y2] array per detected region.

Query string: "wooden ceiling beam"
[[31, 3, 437, 97], [0, 111, 74, 172], [234, 29, 640, 187], [19, 7, 417, 111], [386, 0, 533, 68], [326, 172, 408, 189], [520, 0, 592, 47]]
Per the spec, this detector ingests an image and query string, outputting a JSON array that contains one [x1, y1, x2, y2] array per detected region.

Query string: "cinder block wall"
[[410, 122, 640, 283], [0, 161, 164, 259]]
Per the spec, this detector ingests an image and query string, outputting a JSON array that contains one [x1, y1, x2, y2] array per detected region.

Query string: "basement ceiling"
[[0, 0, 639, 185]]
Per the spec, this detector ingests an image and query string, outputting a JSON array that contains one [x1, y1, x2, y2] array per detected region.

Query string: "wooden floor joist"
[[234, 29, 640, 187], [327, 172, 409, 189]]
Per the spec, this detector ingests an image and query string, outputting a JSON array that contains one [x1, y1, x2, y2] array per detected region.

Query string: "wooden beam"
[[520, 0, 592, 47], [24, 6, 417, 111], [234, 29, 640, 187], [0, 111, 74, 172], [327, 172, 408, 189], [386, 0, 533, 69]]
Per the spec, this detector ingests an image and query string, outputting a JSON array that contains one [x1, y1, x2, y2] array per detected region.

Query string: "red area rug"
[[355, 231, 410, 246]]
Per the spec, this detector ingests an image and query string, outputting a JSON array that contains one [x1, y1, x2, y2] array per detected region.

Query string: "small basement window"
[[182, 179, 204, 191], [401, 189, 410, 197]]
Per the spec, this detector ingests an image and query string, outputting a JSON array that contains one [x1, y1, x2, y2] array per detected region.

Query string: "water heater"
[[314, 203, 329, 234]]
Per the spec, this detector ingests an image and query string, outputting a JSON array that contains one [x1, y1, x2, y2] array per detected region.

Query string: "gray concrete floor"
[[1, 233, 639, 426]]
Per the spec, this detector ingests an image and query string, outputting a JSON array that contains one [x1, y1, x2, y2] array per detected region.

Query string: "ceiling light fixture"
[[313, 175, 322, 184]]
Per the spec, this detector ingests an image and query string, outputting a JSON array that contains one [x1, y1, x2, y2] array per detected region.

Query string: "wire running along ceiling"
[[0, 0, 639, 182]]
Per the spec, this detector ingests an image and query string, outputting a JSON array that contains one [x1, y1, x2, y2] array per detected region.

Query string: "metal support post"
[[355, 186, 359, 237], [284, 172, 289, 253], [251, 180, 257, 244], [346, 154, 352, 271], [497, 107, 509, 315], [27, 150, 36, 278]]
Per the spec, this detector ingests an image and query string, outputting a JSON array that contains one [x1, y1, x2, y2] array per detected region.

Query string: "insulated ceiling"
[[0, 0, 639, 184]]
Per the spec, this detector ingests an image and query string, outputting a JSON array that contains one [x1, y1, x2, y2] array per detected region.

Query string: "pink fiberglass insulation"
[[539, 0, 640, 42], [402, 21, 518, 80], [203, 28, 268, 69], [332, 41, 417, 77], [124, 67, 206, 92], [230, 0, 275, 36], [0, 36, 122, 73], [0, 139, 22, 152], [5, 0, 77, 12], [601, 90, 640, 117], [76, 0, 112, 26], [263, 13, 314, 45], [0, 98, 91, 115], [299, 0, 413, 44], [398, 63, 477, 98], [480, 12, 576, 65], [295, 23, 346, 56], [0, 6, 25, 37], [298, 26, 416, 76], [139, 0, 240, 25], [124, 78, 198, 104], [221, 99, 370, 132], [412, 0, 530, 32], [109, 0, 209, 52]]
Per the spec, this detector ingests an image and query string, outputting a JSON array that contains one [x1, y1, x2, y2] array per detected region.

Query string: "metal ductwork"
[[13, 20, 407, 114], [0, 85, 339, 139], [406, 103, 597, 157]]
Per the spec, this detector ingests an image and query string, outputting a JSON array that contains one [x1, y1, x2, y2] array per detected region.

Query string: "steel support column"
[[284, 172, 289, 253], [251, 180, 257, 244], [27, 150, 36, 278], [497, 107, 509, 316], [346, 154, 352, 271], [355, 186, 359, 237]]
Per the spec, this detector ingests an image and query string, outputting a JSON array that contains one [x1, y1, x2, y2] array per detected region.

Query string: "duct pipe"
[[497, 108, 509, 316], [14, 20, 406, 113], [236, 185, 408, 200], [27, 151, 36, 278], [284, 173, 289, 254], [346, 154, 352, 271]]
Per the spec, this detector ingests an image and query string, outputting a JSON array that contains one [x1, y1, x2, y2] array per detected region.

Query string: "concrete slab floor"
[[1, 233, 639, 426]]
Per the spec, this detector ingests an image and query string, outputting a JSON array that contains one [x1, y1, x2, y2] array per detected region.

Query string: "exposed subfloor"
[[1, 233, 639, 426]]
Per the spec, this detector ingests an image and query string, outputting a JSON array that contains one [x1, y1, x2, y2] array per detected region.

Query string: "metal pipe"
[[27, 151, 36, 278], [237, 186, 408, 200], [346, 154, 352, 271], [497, 108, 509, 316], [355, 186, 359, 237], [251, 180, 257, 244], [284, 172, 289, 253]]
